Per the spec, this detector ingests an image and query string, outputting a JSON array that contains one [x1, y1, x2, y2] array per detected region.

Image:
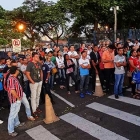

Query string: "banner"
[[12, 39, 21, 52]]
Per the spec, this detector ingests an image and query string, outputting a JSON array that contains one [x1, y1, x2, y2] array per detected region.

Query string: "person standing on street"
[[79, 51, 91, 98], [26, 52, 43, 118], [7, 66, 24, 137]]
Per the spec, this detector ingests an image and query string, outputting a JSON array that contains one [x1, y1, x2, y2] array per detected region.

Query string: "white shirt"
[[68, 51, 78, 65], [20, 64, 28, 81], [56, 56, 65, 68], [45, 48, 52, 53], [79, 58, 90, 66]]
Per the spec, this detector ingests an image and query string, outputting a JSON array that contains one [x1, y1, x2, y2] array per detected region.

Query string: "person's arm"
[[10, 90, 21, 100], [26, 72, 35, 84], [129, 60, 137, 70], [102, 52, 113, 63], [40, 70, 43, 81]]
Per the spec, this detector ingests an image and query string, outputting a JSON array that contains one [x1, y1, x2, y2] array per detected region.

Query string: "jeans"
[[49, 74, 54, 89], [24, 80, 30, 98], [80, 75, 89, 93], [8, 100, 21, 133], [58, 69, 66, 85], [30, 81, 42, 113], [21, 92, 32, 117], [66, 72, 78, 92], [114, 74, 124, 95]]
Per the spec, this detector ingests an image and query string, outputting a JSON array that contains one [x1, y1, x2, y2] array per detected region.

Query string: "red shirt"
[[129, 56, 139, 72], [7, 75, 23, 104]]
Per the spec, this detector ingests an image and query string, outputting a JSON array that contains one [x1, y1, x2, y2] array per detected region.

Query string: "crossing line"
[[26, 125, 60, 140], [51, 90, 75, 108], [60, 113, 128, 140], [86, 102, 140, 127], [108, 95, 140, 107]]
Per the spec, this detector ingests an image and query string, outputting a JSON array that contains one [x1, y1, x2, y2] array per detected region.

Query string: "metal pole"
[[114, 6, 117, 42]]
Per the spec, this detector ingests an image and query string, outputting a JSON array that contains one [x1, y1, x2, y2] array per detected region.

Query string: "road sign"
[[12, 39, 21, 52]]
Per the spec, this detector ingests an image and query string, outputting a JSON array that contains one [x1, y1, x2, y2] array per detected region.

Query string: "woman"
[[45, 56, 56, 90], [129, 50, 139, 98], [56, 51, 66, 89], [64, 54, 79, 94]]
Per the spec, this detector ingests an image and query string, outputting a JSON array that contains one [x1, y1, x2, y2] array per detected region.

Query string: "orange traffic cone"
[[43, 94, 59, 124], [93, 74, 105, 97]]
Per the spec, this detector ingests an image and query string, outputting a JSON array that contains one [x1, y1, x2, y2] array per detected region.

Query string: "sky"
[[0, 0, 58, 10]]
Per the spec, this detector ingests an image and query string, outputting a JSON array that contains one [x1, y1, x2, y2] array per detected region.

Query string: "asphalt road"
[[0, 85, 140, 140]]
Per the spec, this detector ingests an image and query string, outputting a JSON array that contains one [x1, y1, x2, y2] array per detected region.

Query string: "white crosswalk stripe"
[[108, 95, 140, 107], [86, 102, 140, 127], [60, 113, 128, 140], [26, 125, 60, 140], [25, 96, 140, 140]]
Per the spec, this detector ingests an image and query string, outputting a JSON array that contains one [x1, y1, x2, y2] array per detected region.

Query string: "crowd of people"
[[0, 38, 140, 136]]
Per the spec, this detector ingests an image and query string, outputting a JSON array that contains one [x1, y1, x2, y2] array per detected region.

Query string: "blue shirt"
[[42, 63, 50, 82]]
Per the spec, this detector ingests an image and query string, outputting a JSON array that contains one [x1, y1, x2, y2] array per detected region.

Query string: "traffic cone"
[[43, 94, 60, 124], [93, 74, 104, 97]]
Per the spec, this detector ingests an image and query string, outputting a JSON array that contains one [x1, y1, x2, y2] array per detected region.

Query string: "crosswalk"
[[25, 95, 140, 140]]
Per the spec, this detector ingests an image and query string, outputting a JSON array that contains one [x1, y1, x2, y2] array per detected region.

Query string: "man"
[[20, 58, 30, 99], [79, 51, 91, 98], [90, 45, 104, 93], [114, 48, 126, 99], [42, 60, 54, 104], [7, 66, 24, 137], [45, 44, 53, 53], [26, 52, 43, 118], [102, 45, 115, 93]]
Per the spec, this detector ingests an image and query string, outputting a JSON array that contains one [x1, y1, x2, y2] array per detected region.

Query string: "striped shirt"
[[7, 75, 23, 104]]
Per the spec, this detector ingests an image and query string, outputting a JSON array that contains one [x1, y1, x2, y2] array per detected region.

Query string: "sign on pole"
[[12, 39, 21, 52]]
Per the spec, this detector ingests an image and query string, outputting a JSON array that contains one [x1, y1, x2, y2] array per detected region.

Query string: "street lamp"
[[110, 6, 119, 42]]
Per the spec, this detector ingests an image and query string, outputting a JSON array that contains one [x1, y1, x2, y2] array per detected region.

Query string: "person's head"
[[10, 66, 18, 75], [19, 58, 24, 64], [101, 46, 106, 52], [23, 58, 28, 65], [108, 45, 115, 53], [135, 39, 139, 44], [46, 56, 51, 62], [64, 54, 69, 61], [130, 50, 137, 57], [48, 51, 53, 57], [105, 40, 111, 46], [32, 52, 39, 62], [117, 47, 124, 55], [63, 46, 68, 52], [47, 44, 51, 49], [0, 57, 5, 64], [93, 45, 99, 52], [137, 48, 140, 56], [81, 51, 87, 58], [81, 43, 86, 49], [6, 58, 11, 66], [27, 49, 31, 53], [116, 43, 122, 48], [127, 39, 131, 43], [57, 51, 63, 57], [7, 51, 12, 58], [11, 59, 18, 67], [53, 51, 57, 57], [69, 45, 75, 52], [55, 46, 60, 52]]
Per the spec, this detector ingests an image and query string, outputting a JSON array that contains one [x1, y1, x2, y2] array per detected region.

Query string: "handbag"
[[127, 71, 132, 77], [51, 67, 57, 75]]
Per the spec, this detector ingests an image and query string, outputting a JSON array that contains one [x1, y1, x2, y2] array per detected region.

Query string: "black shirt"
[[42, 63, 50, 82]]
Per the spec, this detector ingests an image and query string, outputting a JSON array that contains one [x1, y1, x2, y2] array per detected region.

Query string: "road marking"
[[51, 90, 75, 108], [86, 102, 140, 127], [60, 113, 128, 140], [26, 125, 60, 140], [108, 95, 140, 107]]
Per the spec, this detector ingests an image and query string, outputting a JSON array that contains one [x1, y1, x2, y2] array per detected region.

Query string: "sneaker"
[[15, 122, 25, 128], [69, 84, 73, 87], [86, 91, 92, 95], [28, 116, 35, 121], [9, 132, 18, 137], [0, 120, 3, 124], [80, 93, 85, 98], [115, 95, 119, 99], [36, 108, 42, 114]]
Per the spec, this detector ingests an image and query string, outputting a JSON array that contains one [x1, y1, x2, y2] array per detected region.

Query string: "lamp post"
[[110, 6, 119, 42]]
